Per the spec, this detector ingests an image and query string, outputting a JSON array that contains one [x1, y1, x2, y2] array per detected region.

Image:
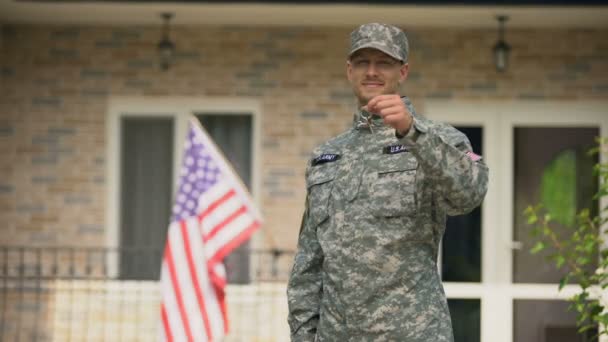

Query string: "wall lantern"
[[158, 12, 175, 71], [493, 15, 511, 72]]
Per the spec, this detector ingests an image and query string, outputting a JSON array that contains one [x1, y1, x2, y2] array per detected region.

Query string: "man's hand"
[[363, 94, 413, 136]]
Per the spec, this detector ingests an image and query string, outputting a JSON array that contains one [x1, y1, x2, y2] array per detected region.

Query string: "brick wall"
[[0, 24, 607, 250]]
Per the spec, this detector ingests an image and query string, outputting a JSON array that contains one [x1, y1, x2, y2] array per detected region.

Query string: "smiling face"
[[347, 48, 409, 106]]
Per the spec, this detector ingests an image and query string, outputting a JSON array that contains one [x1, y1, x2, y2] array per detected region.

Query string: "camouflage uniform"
[[287, 24, 489, 342]]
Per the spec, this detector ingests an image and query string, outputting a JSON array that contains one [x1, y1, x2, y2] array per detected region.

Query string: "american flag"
[[160, 119, 261, 341]]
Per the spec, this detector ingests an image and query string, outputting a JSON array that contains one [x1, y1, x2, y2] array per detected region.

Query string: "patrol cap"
[[348, 23, 409, 63]]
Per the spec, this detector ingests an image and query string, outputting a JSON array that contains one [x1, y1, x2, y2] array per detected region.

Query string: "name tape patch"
[[383, 144, 409, 154], [312, 154, 341, 166]]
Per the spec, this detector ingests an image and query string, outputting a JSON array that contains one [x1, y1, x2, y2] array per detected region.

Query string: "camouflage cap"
[[349, 23, 409, 62]]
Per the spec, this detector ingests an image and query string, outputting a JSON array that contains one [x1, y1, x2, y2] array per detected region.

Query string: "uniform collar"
[[353, 108, 390, 132]]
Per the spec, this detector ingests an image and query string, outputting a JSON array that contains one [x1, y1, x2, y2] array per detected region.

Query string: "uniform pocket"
[[370, 156, 418, 217], [347, 254, 438, 329], [306, 165, 336, 227]]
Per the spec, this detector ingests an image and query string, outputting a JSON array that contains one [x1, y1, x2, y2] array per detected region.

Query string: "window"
[[108, 98, 260, 282], [512, 127, 598, 284], [448, 299, 480, 342], [119, 117, 174, 280], [442, 126, 483, 283]]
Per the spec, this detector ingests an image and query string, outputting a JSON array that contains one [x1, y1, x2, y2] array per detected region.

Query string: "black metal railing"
[[0, 246, 294, 341]]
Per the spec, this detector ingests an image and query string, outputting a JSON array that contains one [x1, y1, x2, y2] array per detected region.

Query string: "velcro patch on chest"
[[312, 153, 341, 166], [383, 144, 409, 154]]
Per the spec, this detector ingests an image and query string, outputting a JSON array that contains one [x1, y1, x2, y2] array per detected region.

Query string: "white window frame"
[[426, 100, 608, 342], [105, 96, 263, 278]]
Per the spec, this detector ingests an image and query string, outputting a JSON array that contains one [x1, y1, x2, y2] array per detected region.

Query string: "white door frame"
[[426, 100, 608, 342], [105, 96, 263, 277]]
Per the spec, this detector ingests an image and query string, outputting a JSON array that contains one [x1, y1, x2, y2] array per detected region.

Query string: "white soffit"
[[0, 1, 607, 28]]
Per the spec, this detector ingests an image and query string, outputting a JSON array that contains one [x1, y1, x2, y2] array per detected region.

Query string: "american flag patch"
[[466, 151, 482, 162]]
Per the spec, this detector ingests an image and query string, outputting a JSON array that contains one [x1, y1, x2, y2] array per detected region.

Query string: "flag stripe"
[[205, 214, 256, 260], [209, 264, 227, 289], [165, 240, 195, 342], [196, 181, 231, 212], [185, 221, 226, 338], [209, 263, 229, 333], [209, 265, 229, 333], [208, 221, 261, 266], [161, 303, 173, 342], [171, 223, 207, 339], [200, 192, 242, 238], [198, 189, 236, 223], [161, 262, 187, 342], [180, 221, 213, 340], [204, 205, 248, 242]]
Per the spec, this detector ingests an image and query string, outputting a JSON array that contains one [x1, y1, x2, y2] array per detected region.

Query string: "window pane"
[[513, 127, 598, 283], [120, 117, 174, 280], [442, 126, 482, 282], [514, 300, 596, 342], [197, 113, 253, 284], [448, 299, 480, 342]]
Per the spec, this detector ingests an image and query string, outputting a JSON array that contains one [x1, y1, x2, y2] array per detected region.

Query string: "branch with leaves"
[[525, 139, 608, 339]]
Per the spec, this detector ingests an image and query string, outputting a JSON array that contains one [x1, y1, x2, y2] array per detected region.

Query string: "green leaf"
[[587, 146, 600, 156], [530, 241, 546, 254], [555, 255, 566, 269], [529, 227, 541, 238], [559, 275, 569, 290], [590, 303, 603, 316], [527, 214, 538, 225]]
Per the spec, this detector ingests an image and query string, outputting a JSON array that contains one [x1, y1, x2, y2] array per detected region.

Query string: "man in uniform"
[[287, 23, 489, 341]]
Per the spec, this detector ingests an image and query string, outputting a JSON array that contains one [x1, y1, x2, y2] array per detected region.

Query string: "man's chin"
[[357, 89, 383, 103]]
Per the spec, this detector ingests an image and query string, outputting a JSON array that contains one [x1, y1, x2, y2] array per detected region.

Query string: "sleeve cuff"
[[396, 117, 421, 142]]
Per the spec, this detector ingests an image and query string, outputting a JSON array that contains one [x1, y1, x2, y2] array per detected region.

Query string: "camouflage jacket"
[[287, 97, 489, 341]]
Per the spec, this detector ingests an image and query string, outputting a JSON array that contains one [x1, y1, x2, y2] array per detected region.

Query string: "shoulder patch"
[[466, 151, 482, 162], [383, 144, 409, 154], [312, 154, 341, 166]]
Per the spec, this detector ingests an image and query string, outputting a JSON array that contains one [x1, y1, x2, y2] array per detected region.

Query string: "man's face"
[[347, 48, 409, 106]]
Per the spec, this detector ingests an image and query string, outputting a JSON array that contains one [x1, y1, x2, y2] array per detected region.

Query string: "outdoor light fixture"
[[493, 15, 511, 72], [158, 12, 175, 71]]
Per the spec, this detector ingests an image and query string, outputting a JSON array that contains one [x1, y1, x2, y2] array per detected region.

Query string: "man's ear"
[[346, 60, 353, 82], [400, 63, 409, 82]]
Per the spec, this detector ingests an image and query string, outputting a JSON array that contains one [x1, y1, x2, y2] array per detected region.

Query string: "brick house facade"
[[1, 18, 608, 341], [1, 24, 606, 250]]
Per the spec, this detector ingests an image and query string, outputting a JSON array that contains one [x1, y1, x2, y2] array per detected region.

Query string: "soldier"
[[287, 23, 489, 341]]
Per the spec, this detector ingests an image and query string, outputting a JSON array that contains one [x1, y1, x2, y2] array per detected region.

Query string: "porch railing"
[[0, 246, 294, 341]]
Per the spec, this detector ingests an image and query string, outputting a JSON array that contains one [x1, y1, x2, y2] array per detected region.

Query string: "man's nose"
[[365, 63, 379, 76]]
